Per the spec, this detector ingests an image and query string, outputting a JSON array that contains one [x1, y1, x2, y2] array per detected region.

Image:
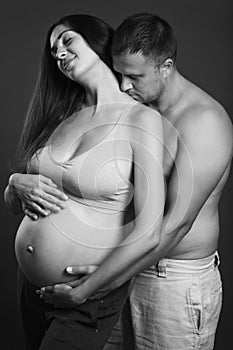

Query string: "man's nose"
[[120, 77, 133, 92], [56, 48, 67, 60]]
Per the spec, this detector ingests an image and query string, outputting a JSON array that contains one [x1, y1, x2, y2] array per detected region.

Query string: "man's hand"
[[65, 265, 116, 300], [36, 283, 87, 309], [36, 264, 116, 308], [66, 265, 98, 278], [9, 173, 68, 220]]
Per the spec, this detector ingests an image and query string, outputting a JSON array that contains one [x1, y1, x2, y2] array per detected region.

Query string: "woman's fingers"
[[32, 182, 68, 207], [38, 200, 62, 213], [23, 208, 38, 220], [24, 184, 68, 212], [23, 196, 65, 215], [44, 185, 69, 202], [12, 174, 69, 215], [22, 203, 39, 220], [25, 196, 62, 214], [25, 201, 51, 217], [40, 176, 58, 188], [39, 191, 68, 210]]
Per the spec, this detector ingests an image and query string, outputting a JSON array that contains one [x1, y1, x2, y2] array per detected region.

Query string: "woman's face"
[[50, 24, 99, 81]]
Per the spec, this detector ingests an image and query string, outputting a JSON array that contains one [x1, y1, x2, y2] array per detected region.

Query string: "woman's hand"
[[9, 173, 68, 219]]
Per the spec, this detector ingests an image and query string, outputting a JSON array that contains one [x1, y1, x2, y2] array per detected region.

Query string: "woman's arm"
[[4, 175, 23, 214], [4, 173, 69, 219]]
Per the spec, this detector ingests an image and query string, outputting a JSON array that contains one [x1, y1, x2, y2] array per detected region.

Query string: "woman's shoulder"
[[125, 103, 163, 136]]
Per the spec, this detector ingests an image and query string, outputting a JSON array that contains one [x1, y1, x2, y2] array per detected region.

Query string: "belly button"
[[26, 245, 34, 253]]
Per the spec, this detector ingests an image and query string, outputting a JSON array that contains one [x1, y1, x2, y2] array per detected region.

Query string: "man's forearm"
[[109, 220, 191, 290], [80, 223, 162, 299]]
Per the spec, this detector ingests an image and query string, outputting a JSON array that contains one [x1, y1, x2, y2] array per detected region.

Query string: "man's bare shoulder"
[[176, 104, 233, 172], [176, 84, 232, 148]]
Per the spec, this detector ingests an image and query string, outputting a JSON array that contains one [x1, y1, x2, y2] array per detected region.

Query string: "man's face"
[[113, 51, 165, 104]]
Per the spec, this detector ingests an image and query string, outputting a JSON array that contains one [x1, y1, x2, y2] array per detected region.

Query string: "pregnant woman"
[[4, 14, 164, 349]]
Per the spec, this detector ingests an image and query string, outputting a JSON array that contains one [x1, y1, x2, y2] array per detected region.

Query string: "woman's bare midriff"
[[15, 199, 131, 287]]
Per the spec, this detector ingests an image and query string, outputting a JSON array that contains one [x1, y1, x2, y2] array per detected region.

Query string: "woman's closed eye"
[[63, 37, 73, 46]]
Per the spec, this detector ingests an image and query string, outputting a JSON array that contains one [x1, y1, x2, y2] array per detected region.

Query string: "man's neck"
[[149, 70, 186, 116]]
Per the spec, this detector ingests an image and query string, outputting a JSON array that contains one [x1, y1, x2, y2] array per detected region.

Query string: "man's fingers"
[[66, 280, 83, 288], [53, 284, 72, 292], [66, 265, 98, 275], [66, 276, 89, 288], [39, 286, 54, 293]]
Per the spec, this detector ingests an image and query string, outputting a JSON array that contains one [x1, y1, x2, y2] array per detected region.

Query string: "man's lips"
[[127, 92, 139, 99]]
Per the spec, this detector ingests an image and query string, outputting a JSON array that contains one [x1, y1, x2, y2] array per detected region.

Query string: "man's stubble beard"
[[142, 80, 166, 108]]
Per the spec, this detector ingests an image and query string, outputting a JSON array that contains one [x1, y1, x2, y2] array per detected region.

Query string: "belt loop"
[[214, 252, 220, 268], [157, 259, 167, 278]]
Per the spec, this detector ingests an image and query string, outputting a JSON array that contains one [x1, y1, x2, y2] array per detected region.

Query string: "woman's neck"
[[80, 61, 126, 109]]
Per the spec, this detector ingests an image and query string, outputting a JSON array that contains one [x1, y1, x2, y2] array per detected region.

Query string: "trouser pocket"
[[187, 277, 203, 334]]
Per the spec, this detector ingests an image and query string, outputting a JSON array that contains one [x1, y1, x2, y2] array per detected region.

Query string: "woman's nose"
[[56, 48, 67, 60]]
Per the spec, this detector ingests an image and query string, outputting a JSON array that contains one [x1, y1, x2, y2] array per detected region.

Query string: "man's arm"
[[39, 107, 232, 306], [105, 107, 233, 289], [67, 107, 233, 294]]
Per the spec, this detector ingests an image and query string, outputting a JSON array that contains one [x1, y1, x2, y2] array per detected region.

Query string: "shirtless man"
[[61, 13, 232, 350]]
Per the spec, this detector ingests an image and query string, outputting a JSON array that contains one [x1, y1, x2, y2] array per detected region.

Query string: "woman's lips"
[[63, 56, 76, 70]]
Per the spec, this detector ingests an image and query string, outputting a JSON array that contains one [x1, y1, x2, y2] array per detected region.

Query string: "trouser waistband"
[[154, 252, 220, 278]]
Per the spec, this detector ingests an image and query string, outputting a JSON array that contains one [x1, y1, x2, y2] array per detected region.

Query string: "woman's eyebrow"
[[57, 29, 72, 40], [51, 29, 72, 52]]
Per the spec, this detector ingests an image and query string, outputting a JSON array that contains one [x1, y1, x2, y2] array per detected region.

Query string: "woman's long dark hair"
[[15, 14, 114, 172]]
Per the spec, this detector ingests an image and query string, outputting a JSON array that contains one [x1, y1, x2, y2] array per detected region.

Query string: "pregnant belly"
[[15, 201, 128, 287]]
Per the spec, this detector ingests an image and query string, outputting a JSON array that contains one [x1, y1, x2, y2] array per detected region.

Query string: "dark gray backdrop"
[[1, 0, 232, 349]]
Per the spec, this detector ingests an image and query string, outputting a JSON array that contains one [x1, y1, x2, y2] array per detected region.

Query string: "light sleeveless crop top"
[[27, 102, 137, 213]]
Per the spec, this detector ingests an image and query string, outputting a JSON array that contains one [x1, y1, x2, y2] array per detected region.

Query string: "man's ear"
[[161, 58, 173, 78]]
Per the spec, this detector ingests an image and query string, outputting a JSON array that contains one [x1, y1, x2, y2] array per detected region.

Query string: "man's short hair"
[[112, 13, 177, 65]]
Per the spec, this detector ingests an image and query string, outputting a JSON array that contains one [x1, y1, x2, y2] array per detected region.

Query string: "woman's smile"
[[63, 56, 77, 71]]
